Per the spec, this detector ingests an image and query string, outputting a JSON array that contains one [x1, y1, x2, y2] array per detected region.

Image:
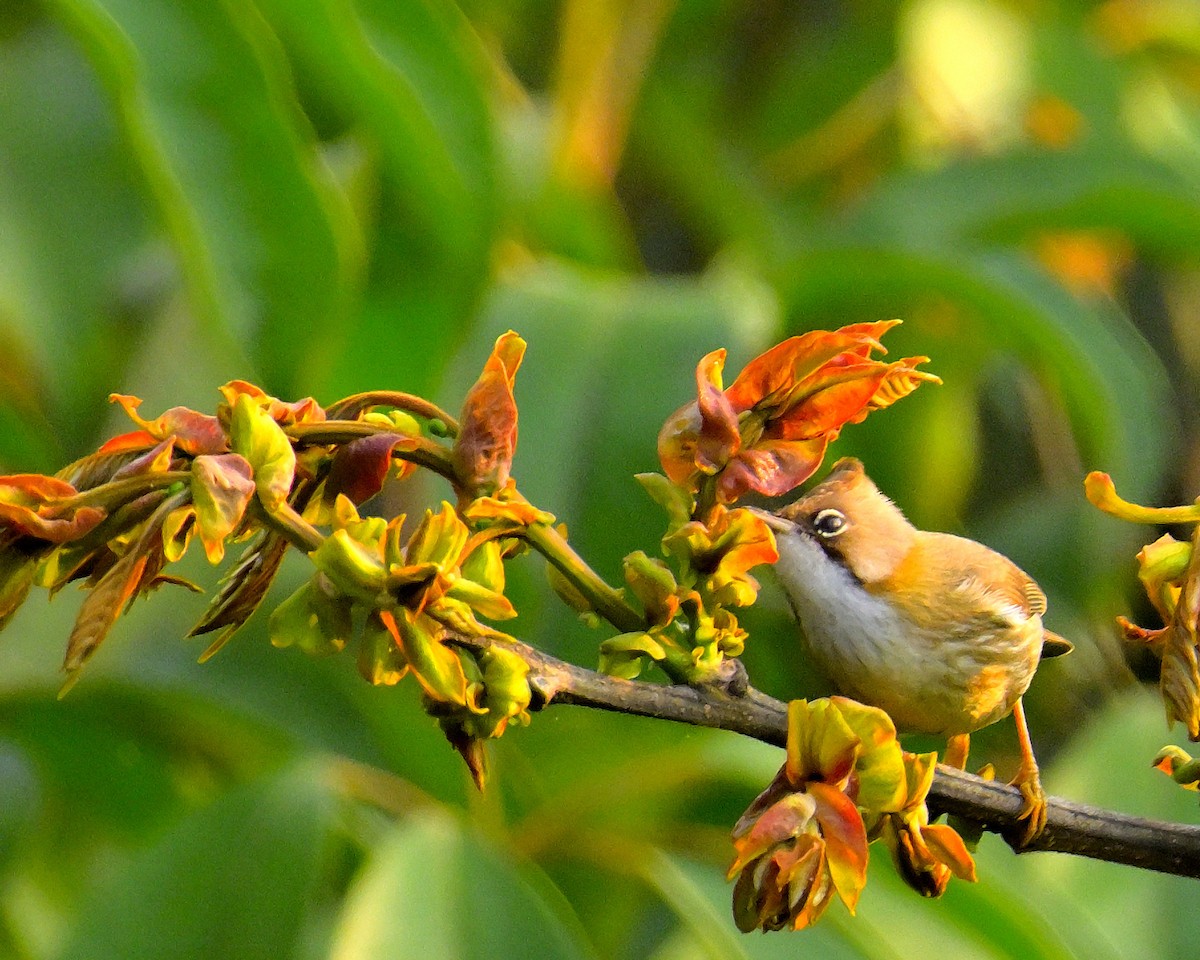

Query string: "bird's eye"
[[811, 508, 847, 538]]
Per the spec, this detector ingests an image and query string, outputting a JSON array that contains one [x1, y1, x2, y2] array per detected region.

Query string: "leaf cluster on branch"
[[0, 324, 1195, 935]]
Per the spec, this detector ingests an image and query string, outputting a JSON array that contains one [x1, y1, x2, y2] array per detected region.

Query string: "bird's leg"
[[943, 733, 970, 769], [1010, 697, 1047, 844]]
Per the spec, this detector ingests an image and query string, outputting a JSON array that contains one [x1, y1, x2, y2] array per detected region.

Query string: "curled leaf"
[[659, 323, 937, 503], [310, 529, 388, 604], [324, 433, 419, 506], [0, 475, 107, 544], [462, 488, 554, 528], [382, 608, 468, 706], [877, 751, 976, 898], [357, 610, 410, 686], [623, 550, 679, 626], [453, 331, 525, 494], [218, 381, 326, 426], [406, 502, 469, 570], [599, 631, 668, 679], [634, 472, 694, 531], [1152, 745, 1200, 791], [109, 394, 227, 456], [1085, 471, 1200, 524]]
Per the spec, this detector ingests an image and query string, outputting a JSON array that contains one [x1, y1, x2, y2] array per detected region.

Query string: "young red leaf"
[[693, 350, 742, 473], [807, 781, 869, 913], [109, 394, 227, 456], [724, 321, 898, 413], [453, 331, 525, 494], [0, 475, 107, 544], [659, 323, 937, 502], [324, 433, 418, 505], [218, 380, 326, 426]]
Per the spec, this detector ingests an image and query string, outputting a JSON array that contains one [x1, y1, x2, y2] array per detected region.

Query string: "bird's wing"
[[930, 534, 1073, 656]]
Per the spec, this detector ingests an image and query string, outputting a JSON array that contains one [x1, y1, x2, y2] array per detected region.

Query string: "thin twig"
[[452, 633, 1200, 880]]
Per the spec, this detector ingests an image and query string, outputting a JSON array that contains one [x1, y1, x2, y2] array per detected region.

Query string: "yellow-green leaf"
[[229, 393, 296, 512], [388, 608, 468, 705], [310, 529, 387, 603], [268, 578, 352, 656], [191, 453, 256, 563]]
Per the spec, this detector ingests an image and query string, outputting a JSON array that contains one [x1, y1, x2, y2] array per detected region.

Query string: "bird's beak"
[[744, 505, 791, 534]]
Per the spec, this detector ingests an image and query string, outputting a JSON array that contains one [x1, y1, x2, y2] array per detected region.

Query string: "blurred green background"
[[2, 0, 1200, 957]]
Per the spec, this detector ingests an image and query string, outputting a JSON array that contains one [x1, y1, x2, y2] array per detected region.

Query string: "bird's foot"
[[1010, 762, 1047, 846]]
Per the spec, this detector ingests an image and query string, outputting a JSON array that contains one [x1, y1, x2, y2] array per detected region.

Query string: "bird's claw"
[[1011, 766, 1047, 846]]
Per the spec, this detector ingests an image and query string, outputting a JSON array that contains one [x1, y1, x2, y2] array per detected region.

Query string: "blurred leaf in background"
[[2, 0, 1200, 957]]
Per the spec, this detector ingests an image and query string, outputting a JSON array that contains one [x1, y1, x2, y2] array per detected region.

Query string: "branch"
[[454, 634, 1200, 880]]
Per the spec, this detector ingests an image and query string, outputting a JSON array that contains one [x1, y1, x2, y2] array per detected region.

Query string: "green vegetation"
[[2, 1, 1200, 957]]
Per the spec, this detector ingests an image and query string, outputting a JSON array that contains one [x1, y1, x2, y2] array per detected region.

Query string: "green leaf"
[[328, 809, 595, 960], [190, 454, 255, 564], [47, 0, 355, 394], [310, 529, 387, 604], [391, 609, 468, 706], [58, 764, 336, 960], [229, 394, 297, 512], [252, 0, 499, 399], [268, 578, 353, 656], [634, 473, 695, 530], [598, 632, 666, 680]]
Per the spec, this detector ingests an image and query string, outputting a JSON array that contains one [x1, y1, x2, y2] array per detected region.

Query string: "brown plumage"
[[761, 458, 1070, 841]]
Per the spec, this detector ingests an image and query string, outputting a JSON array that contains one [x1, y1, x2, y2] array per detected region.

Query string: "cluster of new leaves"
[[1086, 471, 1200, 793], [600, 321, 939, 685], [729, 698, 976, 932], [0, 335, 541, 784]]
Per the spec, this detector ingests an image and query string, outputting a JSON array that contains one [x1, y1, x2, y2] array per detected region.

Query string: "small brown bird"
[[758, 458, 1071, 840]]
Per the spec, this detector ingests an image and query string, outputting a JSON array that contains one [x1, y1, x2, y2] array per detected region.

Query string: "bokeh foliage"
[[2, 0, 1200, 957]]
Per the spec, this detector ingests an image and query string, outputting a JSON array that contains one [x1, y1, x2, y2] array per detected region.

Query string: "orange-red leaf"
[[725, 321, 898, 413], [715, 437, 831, 501], [0, 475, 107, 544], [453, 331, 525, 494], [109, 394, 227, 456], [218, 380, 326, 426], [694, 349, 742, 473], [921, 823, 977, 882], [808, 781, 869, 912], [658, 323, 935, 503]]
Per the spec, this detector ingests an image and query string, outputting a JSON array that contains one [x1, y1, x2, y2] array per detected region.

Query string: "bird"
[[755, 457, 1071, 842]]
